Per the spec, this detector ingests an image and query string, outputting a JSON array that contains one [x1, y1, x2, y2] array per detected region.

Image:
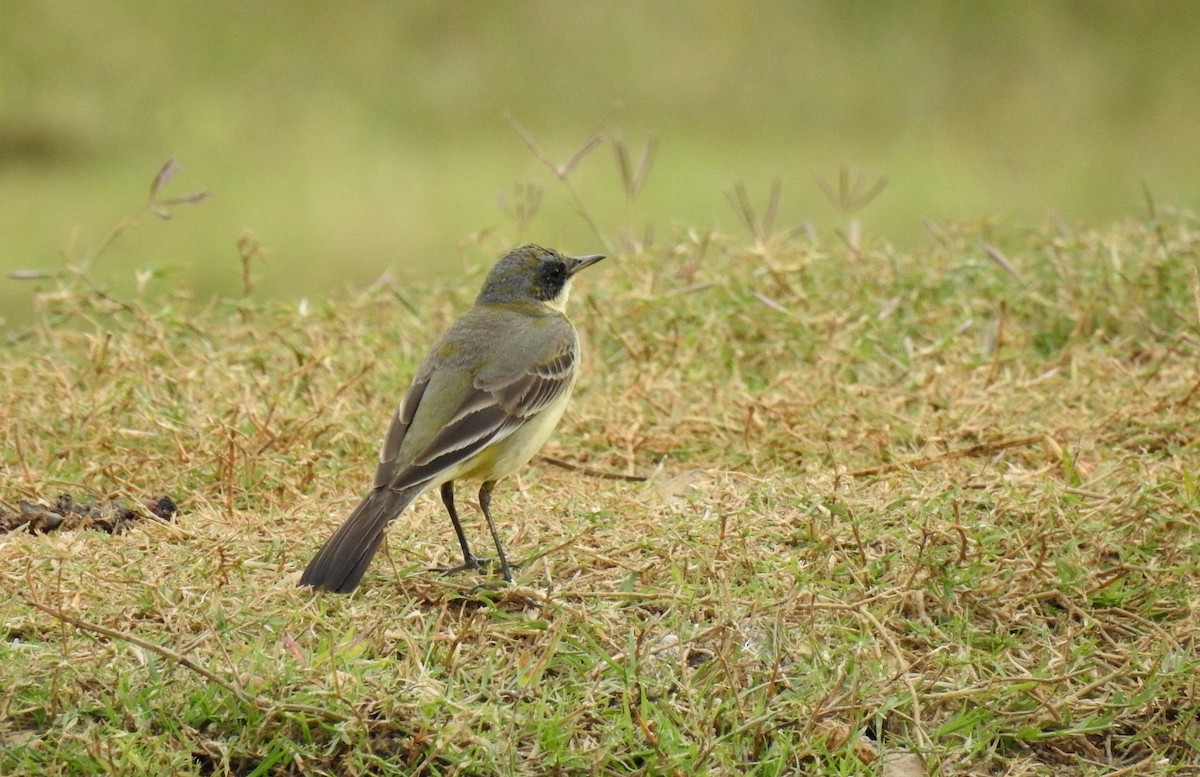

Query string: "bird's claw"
[[433, 557, 492, 575], [432, 556, 513, 583]]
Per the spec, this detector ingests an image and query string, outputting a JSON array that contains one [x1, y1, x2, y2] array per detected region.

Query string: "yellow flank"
[[437, 382, 576, 485]]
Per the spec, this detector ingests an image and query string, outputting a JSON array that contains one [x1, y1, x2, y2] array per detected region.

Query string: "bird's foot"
[[433, 557, 493, 576], [432, 556, 513, 583]]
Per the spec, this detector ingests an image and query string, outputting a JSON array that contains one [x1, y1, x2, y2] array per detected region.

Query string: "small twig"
[[504, 111, 613, 251], [236, 230, 269, 297], [981, 243, 1025, 286], [538, 454, 648, 482], [815, 166, 888, 216], [663, 281, 718, 297], [752, 292, 790, 314], [1102, 754, 1167, 777], [613, 135, 657, 199], [518, 526, 597, 569], [849, 434, 1046, 477], [147, 157, 211, 221], [26, 596, 352, 723], [726, 179, 782, 245], [28, 597, 254, 704], [496, 181, 544, 237]]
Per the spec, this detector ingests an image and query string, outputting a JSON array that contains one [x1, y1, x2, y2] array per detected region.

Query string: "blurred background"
[[3, 1, 1199, 326]]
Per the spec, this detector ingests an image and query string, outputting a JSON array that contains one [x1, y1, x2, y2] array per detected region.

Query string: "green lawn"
[[2, 204, 1198, 774]]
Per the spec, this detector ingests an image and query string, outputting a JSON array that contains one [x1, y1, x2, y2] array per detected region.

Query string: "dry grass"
[[2, 214, 1200, 775]]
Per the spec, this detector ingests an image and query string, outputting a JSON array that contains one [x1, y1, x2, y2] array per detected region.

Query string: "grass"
[[2, 203, 1200, 775]]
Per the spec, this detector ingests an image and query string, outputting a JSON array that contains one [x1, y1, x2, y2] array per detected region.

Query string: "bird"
[[299, 244, 605, 593]]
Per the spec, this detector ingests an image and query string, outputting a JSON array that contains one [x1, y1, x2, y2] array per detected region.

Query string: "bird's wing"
[[374, 323, 578, 492], [372, 373, 429, 489]]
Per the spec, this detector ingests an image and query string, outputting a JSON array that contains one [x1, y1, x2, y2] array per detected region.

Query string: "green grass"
[[3, 204, 1200, 775]]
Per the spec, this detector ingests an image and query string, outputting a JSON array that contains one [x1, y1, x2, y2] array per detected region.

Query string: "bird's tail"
[[299, 487, 420, 593]]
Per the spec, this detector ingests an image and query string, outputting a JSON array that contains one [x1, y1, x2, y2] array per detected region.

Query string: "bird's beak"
[[568, 254, 606, 276]]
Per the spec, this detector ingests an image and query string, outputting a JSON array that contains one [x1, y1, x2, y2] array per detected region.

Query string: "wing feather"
[[373, 374, 428, 488], [492, 346, 576, 417], [377, 331, 577, 493]]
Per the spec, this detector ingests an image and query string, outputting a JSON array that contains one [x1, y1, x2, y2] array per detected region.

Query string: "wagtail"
[[300, 244, 604, 593]]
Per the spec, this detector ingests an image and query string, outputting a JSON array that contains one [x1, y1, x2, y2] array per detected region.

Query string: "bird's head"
[[477, 244, 605, 312]]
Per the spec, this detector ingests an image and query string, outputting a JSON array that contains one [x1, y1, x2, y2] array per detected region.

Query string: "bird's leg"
[[434, 481, 484, 574], [479, 481, 513, 583]]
